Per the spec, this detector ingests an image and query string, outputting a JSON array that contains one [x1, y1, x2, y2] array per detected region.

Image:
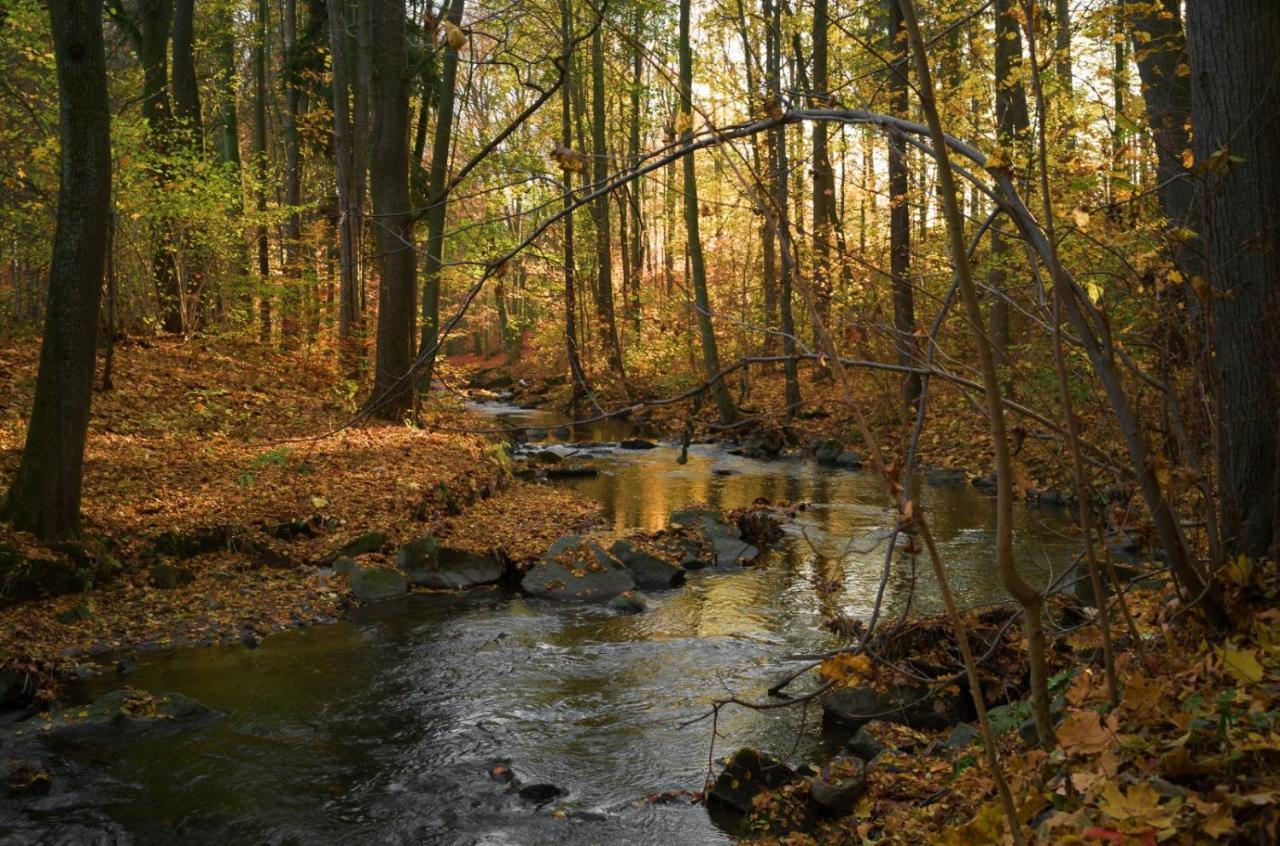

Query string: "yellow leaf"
[[1223, 645, 1264, 684], [1072, 207, 1090, 229]]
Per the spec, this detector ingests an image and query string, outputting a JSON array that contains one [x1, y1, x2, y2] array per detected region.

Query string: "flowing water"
[[1, 403, 1081, 846]]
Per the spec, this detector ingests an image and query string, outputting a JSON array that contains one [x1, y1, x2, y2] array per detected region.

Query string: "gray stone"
[[741, 429, 784, 460], [522, 536, 635, 602], [945, 722, 980, 750], [669, 506, 740, 539], [810, 755, 867, 813], [823, 684, 967, 734], [815, 438, 844, 466], [607, 590, 650, 613], [619, 438, 657, 449], [326, 531, 386, 563], [608, 540, 685, 589], [707, 748, 798, 813], [532, 449, 563, 464], [397, 537, 439, 571], [926, 468, 967, 487], [836, 451, 864, 469], [712, 535, 760, 567], [348, 566, 407, 603], [40, 689, 219, 739], [405, 546, 503, 590]]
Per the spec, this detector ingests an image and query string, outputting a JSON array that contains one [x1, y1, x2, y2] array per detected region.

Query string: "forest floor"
[[0, 335, 598, 700]]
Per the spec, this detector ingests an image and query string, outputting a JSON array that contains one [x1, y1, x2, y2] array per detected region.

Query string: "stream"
[[1, 403, 1081, 846]]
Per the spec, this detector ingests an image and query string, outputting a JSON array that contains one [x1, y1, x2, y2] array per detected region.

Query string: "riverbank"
[[0, 336, 598, 704]]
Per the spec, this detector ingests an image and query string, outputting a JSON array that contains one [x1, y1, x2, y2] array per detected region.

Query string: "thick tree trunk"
[[366, 0, 415, 420], [1129, 0, 1201, 286], [989, 0, 1029, 374], [419, 0, 464, 387], [4, 0, 111, 543], [766, 0, 799, 411], [1186, 0, 1280, 558], [215, 2, 249, 320], [681, 0, 736, 425], [559, 0, 587, 405], [888, 0, 919, 410]]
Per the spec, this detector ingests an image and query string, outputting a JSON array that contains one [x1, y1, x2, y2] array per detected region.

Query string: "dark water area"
[[0, 403, 1080, 846]]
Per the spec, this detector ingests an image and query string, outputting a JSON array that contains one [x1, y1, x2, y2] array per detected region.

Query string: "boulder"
[[670, 506, 740, 540], [150, 562, 194, 590], [836, 451, 864, 470], [607, 591, 650, 613], [823, 684, 969, 735], [926, 468, 967, 488], [608, 539, 686, 589], [971, 473, 998, 494], [741, 428, 784, 460], [39, 689, 219, 740], [348, 566, 407, 603], [847, 719, 929, 759], [945, 722, 980, 750], [620, 437, 658, 450], [712, 535, 760, 567], [521, 536, 635, 602], [707, 748, 798, 813], [810, 755, 867, 813], [526, 427, 549, 441], [532, 449, 563, 464], [737, 507, 784, 547], [815, 438, 844, 466], [403, 543, 503, 590], [518, 783, 565, 804], [325, 531, 387, 563]]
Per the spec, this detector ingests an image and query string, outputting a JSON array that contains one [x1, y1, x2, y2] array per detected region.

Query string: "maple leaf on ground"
[[1058, 709, 1112, 756]]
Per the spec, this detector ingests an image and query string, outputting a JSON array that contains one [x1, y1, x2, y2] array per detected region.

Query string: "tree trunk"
[[280, 0, 303, 344], [419, 0, 464, 388], [989, 0, 1029, 375], [254, 0, 271, 341], [888, 0, 919, 410], [811, 0, 834, 349], [329, 0, 360, 371], [681, 0, 736, 425], [591, 19, 628, 388], [215, 1, 249, 320], [626, 4, 644, 336], [559, 0, 587, 406], [4, 0, 111, 543], [1129, 0, 1202, 286], [766, 0, 799, 411], [1186, 0, 1280, 558], [365, 0, 415, 420]]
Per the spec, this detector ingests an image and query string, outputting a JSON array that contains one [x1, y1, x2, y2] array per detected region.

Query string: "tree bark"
[[559, 0, 587, 406], [989, 0, 1028, 374], [329, 0, 361, 370], [419, 0, 464, 387], [254, 0, 272, 341], [766, 0, 799, 411], [366, 0, 416, 420], [888, 0, 919, 410], [280, 0, 303, 344], [1186, 0, 1280, 558], [4, 0, 111, 543], [681, 0, 736, 425], [591, 19, 628, 389]]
